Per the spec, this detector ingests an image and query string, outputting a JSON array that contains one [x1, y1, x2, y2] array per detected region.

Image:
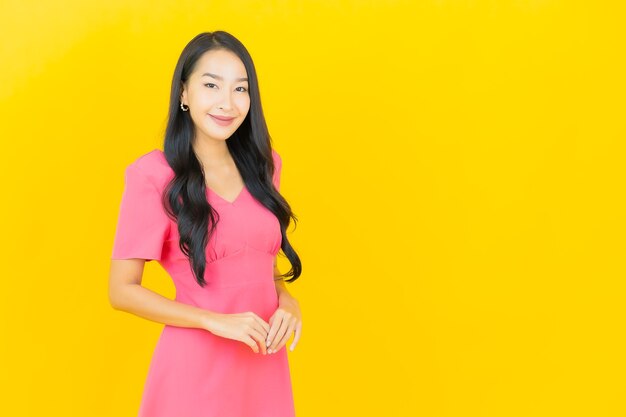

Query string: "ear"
[[180, 82, 187, 104]]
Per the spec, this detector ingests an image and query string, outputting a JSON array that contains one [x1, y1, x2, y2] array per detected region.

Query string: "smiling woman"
[[108, 31, 302, 417]]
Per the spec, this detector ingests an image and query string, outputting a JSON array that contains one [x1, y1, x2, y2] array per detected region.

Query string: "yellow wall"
[[1, 0, 624, 416]]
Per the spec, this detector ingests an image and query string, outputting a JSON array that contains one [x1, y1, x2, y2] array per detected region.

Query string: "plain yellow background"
[[1, 0, 624, 416]]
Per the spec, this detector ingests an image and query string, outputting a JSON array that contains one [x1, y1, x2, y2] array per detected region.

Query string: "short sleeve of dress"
[[111, 163, 170, 262], [272, 149, 282, 191]]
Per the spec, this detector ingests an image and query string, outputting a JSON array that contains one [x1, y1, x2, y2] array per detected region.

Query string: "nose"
[[218, 89, 234, 110]]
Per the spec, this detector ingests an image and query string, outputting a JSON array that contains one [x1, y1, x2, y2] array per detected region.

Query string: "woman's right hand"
[[202, 311, 270, 354]]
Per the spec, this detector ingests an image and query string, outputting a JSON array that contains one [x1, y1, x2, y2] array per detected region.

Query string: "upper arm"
[[109, 162, 170, 307], [108, 258, 145, 308]]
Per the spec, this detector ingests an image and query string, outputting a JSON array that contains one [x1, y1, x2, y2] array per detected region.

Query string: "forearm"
[[110, 283, 216, 330]]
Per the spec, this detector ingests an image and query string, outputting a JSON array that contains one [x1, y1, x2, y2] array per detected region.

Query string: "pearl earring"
[[180, 102, 189, 111]]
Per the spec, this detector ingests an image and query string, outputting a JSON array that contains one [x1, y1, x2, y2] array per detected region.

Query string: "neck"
[[192, 136, 231, 167]]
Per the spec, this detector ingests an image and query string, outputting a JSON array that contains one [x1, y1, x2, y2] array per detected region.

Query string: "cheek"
[[235, 95, 251, 111], [194, 93, 215, 108]]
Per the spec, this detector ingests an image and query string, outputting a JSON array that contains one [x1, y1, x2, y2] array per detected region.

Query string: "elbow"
[[108, 286, 127, 311], [109, 259, 144, 310], [109, 293, 122, 311]]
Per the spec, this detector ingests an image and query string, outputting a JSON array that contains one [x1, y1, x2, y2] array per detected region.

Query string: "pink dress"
[[111, 148, 296, 417]]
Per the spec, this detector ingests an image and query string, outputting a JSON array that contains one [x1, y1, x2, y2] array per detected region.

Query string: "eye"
[[236, 86, 248, 92], [204, 83, 217, 88]]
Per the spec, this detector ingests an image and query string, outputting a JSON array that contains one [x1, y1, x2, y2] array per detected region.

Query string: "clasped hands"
[[204, 295, 302, 354]]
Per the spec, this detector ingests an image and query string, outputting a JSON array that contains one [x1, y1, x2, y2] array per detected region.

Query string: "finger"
[[248, 327, 268, 355], [273, 319, 297, 353], [269, 316, 292, 353], [244, 336, 260, 353], [266, 311, 284, 349], [251, 313, 271, 334], [264, 314, 275, 348], [289, 321, 302, 351], [246, 313, 269, 345], [268, 319, 288, 353], [253, 320, 269, 341]]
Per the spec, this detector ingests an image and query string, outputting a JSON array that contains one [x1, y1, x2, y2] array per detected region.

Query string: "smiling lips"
[[209, 114, 236, 126]]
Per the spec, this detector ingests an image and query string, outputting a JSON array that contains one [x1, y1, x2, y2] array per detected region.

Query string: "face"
[[180, 49, 251, 143]]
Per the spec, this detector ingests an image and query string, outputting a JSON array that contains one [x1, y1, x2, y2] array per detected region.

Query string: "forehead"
[[193, 49, 247, 80]]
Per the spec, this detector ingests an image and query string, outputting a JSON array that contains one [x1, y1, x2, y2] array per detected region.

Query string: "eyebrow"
[[201, 72, 248, 82]]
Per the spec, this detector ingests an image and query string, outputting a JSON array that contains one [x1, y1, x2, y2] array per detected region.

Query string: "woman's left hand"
[[266, 296, 302, 354]]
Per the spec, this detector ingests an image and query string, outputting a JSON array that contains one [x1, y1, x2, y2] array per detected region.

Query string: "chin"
[[203, 127, 235, 140]]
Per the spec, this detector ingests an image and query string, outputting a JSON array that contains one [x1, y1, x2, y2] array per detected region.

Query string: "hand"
[[266, 297, 302, 354], [203, 311, 271, 354]]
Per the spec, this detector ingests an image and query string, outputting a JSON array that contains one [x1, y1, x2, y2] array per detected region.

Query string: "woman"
[[109, 31, 302, 417]]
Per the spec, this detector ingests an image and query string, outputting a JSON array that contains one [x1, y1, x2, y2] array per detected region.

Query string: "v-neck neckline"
[[206, 185, 247, 205], [154, 149, 245, 205]]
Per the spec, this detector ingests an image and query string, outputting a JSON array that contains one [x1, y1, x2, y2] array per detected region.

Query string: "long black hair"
[[160, 31, 301, 288]]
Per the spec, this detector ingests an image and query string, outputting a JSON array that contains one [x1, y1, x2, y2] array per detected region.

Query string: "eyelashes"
[[204, 83, 248, 92]]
